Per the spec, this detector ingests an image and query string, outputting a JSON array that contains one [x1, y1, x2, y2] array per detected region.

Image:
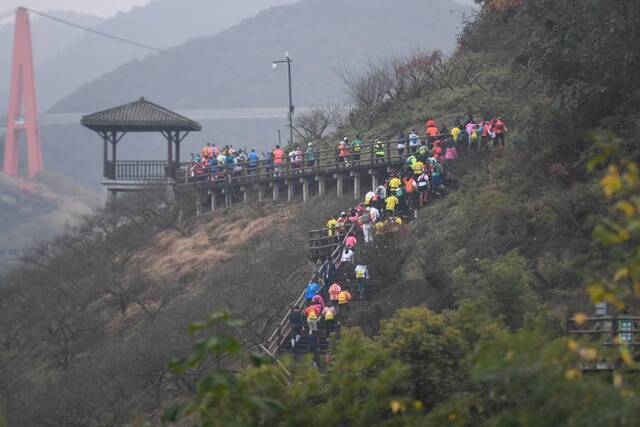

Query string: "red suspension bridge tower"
[[3, 7, 43, 178]]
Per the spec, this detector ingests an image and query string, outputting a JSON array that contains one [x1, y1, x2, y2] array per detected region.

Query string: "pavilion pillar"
[[111, 132, 117, 166], [167, 133, 173, 179], [107, 189, 117, 205], [286, 180, 294, 202], [256, 185, 264, 202], [316, 175, 325, 197], [271, 182, 279, 201], [102, 133, 108, 178], [174, 131, 181, 179]]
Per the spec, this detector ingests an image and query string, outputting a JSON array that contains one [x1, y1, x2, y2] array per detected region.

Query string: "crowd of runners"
[[186, 115, 507, 182], [286, 115, 508, 358]]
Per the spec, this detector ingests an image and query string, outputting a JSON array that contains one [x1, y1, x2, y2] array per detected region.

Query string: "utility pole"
[[273, 52, 294, 147]]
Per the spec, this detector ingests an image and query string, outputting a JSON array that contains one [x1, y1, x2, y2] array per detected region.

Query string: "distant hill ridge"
[[51, 0, 471, 113], [2, 0, 296, 114]]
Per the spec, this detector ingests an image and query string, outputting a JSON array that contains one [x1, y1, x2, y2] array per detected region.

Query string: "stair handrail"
[[262, 222, 356, 356]]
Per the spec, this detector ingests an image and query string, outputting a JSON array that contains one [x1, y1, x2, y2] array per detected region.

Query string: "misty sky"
[[1, 0, 152, 18]]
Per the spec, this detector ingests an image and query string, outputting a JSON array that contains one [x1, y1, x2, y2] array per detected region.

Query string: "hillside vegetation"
[[3, 0, 640, 425]]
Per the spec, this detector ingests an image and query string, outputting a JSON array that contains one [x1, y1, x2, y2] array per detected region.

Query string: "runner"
[[409, 129, 420, 154], [306, 143, 316, 167], [338, 287, 352, 312], [362, 207, 374, 244], [351, 134, 364, 164], [340, 246, 354, 264], [493, 116, 507, 147], [385, 191, 399, 218], [355, 263, 369, 300], [273, 145, 285, 176], [305, 279, 320, 304], [374, 138, 386, 163], [328, 282, 342, 305], [322, 305, 337, 333], [338, 137, 350, 167], [307, 309, 319, 336], [289, 306, 304, 349], [397, 131, 407, 158]]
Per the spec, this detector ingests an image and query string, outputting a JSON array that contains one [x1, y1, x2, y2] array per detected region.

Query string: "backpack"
[[338, 292, 349, 304], [308, 310, 318, 321], [325, 310, 335, 320]]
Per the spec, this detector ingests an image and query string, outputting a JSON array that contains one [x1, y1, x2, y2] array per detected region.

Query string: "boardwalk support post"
[[210, 190, 216, 211], [316, 175, 325, 197], [301, 178, 309, 202], [271, 182, 279, 201], [369, 169, 379, 190], [286, 180, 294, 202], [351, 171, 360, 199], [256, 185, 264, 202], [333, 173, 344, 198]]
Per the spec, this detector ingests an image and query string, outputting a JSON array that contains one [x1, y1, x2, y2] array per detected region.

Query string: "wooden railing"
[[105, 160, 176, 181], [261, 223, 356, 358], [180, 134, 450, 187], [309, 227, 348, 260], [567, 315, 640, 349]]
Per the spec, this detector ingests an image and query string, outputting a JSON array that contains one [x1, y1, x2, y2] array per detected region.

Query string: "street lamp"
[[272, 52, 294, 146]]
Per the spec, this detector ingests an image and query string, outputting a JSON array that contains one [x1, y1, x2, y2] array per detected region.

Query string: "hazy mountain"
[[0, 10, 103, 115], [51, 0, 471, 113], [26, 0, 296, 113]]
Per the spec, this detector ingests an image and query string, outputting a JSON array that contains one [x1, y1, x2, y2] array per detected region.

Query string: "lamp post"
[[273, 52, 294, 146]]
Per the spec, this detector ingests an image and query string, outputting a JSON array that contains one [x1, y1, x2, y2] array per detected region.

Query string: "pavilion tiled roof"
[[81, 97, 202, 132]]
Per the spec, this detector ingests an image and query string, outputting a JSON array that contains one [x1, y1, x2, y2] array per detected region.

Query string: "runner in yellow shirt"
[[388, 176, 402, 191], [326, 216, 338, 237], [385, 193, 399, 218]]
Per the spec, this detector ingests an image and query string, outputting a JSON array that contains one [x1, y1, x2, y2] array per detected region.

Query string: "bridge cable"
[[24, 8, 167, 54]]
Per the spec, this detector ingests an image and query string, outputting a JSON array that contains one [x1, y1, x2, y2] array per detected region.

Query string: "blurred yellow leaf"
[[565, 368, 580, 380], [614, 267, 629, 282], [573, 313, 588, 325], [621, 389, 635, 398], [614, 372, 624, 387], [601, 165, 622, 198], [615, 201, 636, 217], [390, 400, 405, 414], [587, 283, 605, 303], [448, 413, 457, 421], [413, 400, 423, 410], [579, 347, 598, 361], [620, 349, 635, 367], [567, 338, 579, 351], [505, 350, 514, 361]]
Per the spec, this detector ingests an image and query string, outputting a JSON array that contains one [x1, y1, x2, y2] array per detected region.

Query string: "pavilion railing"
[[105, 160, 178, 181]]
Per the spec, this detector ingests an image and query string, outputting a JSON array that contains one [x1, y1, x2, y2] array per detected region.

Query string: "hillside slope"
[[0, 171, 100, 274], [0, 194, 346, 425], [51, 0, 470, 113]]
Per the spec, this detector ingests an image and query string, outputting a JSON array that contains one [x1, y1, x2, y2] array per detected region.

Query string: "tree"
[[453, 251, 537, 330], [293, 108, 331, 143]]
